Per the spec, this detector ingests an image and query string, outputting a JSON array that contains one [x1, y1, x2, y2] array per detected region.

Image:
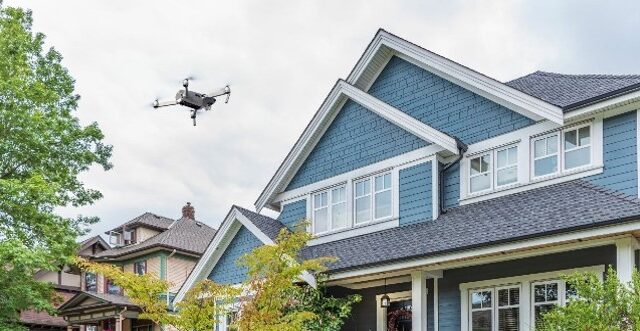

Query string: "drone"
[[153, 78, 231, 126]]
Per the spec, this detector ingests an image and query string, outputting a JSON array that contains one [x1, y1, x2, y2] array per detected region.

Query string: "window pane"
[[497, 149, 508, 168], [471, 292, 483, 309], [314, 192, 327, 207], [331, 202, 347, 229], [534, 304, 554, 327], [498, 308, 519, 331], [547, 135, 558, 154], [546, 283, 558, 301], [332, 187, 345, 203], [314, 208, 328, 233], [471, 157, 482, 175], [534, 156, 557, 177], [472, 311, 492, 331], [355, 179, 370, 196], [498, 289, 509, 306], [481, 155, 491, 172], [534, 284, 546, 303], [534, 139, 546, 158], [497, 166, 517, 186], [384, 173, 391, 188], [355, 197, 370, 224], [579, 127, 591, 146], [374, 190, 392, 219], [509, 288, 520, 305], [375, 175, 384, 191], [471, 174, 491, 192], [508, 147, 518, 163], [565, 147, 590, 169], [564, 129, 577, 150]]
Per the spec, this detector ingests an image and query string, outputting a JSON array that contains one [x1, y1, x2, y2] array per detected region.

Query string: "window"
[[564, 126, 591, 170], [85, 272, 97, 292], [469, 286, 520, 331], [374, 173, 392, 219], [533, 134, 559, 177], [532, 281, 560, 328], [532, 125, 592, 178], [312, 185, 347, 234], [134, 260, 147, 275], [470, 154, 492, 193], [105, 277, 122, 295], [354, 178, 372, 224], [496, 147, 518, 187], [123, 229, 136, 245]]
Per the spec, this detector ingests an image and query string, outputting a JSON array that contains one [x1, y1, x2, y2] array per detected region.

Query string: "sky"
[[6, 0, 640, 240]]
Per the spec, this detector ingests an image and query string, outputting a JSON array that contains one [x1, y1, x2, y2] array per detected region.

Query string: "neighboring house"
[[19, 236, 109, 331], [175, 29, 640, 331], [58, 203, 216, 331]]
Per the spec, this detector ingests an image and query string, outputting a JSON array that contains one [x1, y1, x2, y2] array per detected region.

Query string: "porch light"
[[380, 278, 391, 308]]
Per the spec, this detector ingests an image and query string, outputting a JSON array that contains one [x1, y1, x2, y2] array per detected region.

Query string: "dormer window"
[[123, 229, 136, 245]]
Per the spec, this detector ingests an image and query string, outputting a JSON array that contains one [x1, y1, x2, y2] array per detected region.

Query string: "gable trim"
[[347, 29, 564, 126], [173, 207, 316, 306], [255, 80, 460, 212]]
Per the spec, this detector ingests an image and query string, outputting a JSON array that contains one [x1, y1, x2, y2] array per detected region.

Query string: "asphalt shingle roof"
[[506, 71, 640, 110], [300, 180, 640, 272], [95, 217, 216, 259], [105, 212, 175, 234], [235, 205, 286, 241]]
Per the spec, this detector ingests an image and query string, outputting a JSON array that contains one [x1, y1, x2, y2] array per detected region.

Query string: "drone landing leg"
[[191, 109, 197, 126]]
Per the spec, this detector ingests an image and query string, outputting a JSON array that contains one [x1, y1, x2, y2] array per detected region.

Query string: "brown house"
[[58, 203, 216, 331]]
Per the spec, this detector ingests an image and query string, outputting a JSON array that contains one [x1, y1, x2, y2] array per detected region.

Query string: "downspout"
[[439, 138, 467, 215]]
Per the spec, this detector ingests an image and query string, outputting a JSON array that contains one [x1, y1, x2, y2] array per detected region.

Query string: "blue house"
[[175, 30, 640, 331]]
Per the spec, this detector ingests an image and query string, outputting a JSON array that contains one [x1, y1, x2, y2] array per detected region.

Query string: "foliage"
[[0, 1, 112, 329], [539, 266, 640, 331], [78, 259, 239, 331], [79, 223, 360, 331]]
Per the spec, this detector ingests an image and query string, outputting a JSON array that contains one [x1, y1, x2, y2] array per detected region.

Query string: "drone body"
[[153, 79, 231, 126]]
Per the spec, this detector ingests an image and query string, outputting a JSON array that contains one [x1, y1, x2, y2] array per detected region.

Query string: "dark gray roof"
[[105, 212, 175, 234], [95, 217, 216, 259], [506, 71, 640, 110], [302, 180, 640, 272], [235, 205, 286, 240]]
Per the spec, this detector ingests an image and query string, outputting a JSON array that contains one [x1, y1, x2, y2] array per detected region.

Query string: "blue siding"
[[399, 161, 432, 225], [438, 246, 616, 330], [208, 226, 263, 285], [368, 56, 535, 145], [287, 99, 428, 190], [440, 161, 460, 210], [278, 199, 307, 230], [587, 111, 638, 196]]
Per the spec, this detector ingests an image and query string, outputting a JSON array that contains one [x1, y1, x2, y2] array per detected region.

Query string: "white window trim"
[[460, 117, 603, 205], [495, 145, 519, 188], [460, 265, 605, 331], [531, 132, 561, 179], [311, 184, 348, 235], [531, 123, 594, 180], [469, 153, 493, 194]]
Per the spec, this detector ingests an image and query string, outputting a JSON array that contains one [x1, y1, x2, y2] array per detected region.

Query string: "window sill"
[[460, 164, 604, 205], [309, 217, 398, 246]]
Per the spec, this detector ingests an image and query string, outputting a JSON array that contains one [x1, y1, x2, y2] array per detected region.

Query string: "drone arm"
[[206, 86, 231, 98], [153, 99, 179, 108]]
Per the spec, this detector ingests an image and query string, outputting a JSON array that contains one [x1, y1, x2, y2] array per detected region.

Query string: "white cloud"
[[6, 0, 640, 238]]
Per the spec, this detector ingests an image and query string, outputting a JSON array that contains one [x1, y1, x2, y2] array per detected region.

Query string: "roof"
[[94, 217, 216, 259], [235, 205, 286, 240], [105, 212, 175, 234], [58, 291, 137, 313], [302, 180, 640, 272], [20, 291, 75, 327], [78, 235, 110, 255], [506, 71, 640, 110]]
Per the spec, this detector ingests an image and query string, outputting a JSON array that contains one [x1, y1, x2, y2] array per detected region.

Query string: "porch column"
[[615, 236, 639, 285], [411, 271, 427, 331]]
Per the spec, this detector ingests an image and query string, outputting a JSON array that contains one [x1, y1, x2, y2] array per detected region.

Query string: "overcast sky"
[[6, 0, 640, 239]]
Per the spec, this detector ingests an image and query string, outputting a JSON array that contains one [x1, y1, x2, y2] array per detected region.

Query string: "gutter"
[[563, 82, 640, 111], [439, 138, 468, 215]]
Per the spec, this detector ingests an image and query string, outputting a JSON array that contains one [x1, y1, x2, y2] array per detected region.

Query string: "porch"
[[326, 233, 640, 331]]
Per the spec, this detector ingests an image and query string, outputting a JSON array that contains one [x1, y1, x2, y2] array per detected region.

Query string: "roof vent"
[[182, 202, 195, 220]]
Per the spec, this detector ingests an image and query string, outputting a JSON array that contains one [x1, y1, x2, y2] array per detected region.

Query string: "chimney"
[[182, 202, 195, 220]]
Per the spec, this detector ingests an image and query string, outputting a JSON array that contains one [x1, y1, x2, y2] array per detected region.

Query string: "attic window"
[[123, 229, 136, 245]]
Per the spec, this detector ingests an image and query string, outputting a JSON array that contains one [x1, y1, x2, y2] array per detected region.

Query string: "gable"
[[278, 199, 307, 230], [369, 56, 536, 145], [286, 99, 430, 190], [208, 225, 263, 285]]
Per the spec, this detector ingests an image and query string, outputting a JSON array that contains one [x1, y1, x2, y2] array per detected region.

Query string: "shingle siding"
[[368, 56, 535, 145], [278, 199, 307, 230], [399, 161, 432, 225], [208, 226, 262, 285], [438, 246, 616, 330], [587, 111, 638, 197], [286, 99, 429, 190]]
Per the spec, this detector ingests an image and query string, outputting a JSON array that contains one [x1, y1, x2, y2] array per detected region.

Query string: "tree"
[[79, 223, 360, 331], [539, 267, 640, 330], [0, 2, 112, 329]]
